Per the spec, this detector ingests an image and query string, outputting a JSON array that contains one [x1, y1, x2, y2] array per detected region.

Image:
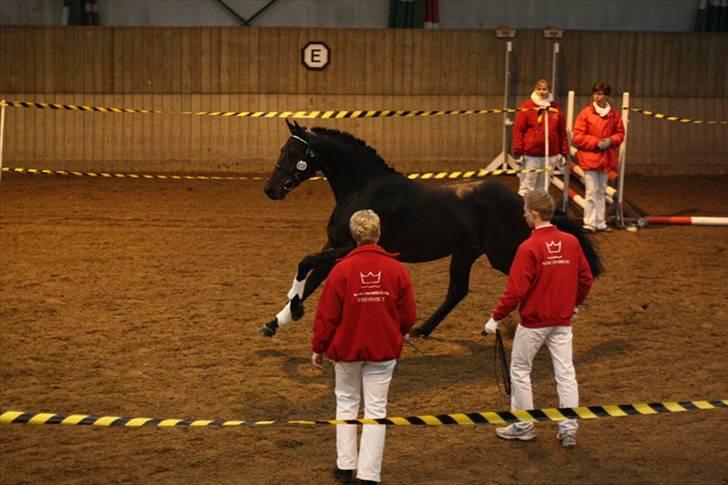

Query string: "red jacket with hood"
[[312, 244, 416, 362]]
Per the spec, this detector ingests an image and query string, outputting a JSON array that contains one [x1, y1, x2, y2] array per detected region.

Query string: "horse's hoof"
[[410, 327, 430, 339], [258, 325, 276, 338], [290, 296, 305, 321]]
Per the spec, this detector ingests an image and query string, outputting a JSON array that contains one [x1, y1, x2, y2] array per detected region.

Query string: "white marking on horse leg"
[[275, 302, 293, 327], [287, 276, 306, 300]]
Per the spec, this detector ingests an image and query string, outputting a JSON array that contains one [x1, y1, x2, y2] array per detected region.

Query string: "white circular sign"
[[302, 42, 330, 70]]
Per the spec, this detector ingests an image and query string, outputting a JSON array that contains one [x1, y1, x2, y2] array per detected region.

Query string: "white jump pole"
[[616, 92, 630, 227], [544, 102, 550, 191], [0, 100, 7, 183], [543, 40, 559, 193]]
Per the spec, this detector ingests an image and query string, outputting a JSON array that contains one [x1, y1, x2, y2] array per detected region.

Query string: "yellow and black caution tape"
[[406, 167, 551, 180], [5, 100, 162, 115], [2, 166, 549, 182], [629, 107, 728, 125], [2, 400, 725, 428], [5, 99, 553, 119], [0, 167, 263, 181]]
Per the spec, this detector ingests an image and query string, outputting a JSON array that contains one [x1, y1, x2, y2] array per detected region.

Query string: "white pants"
[[335, 360, 396, 482], [518, 155, 559, 196], [583, 170, 609, 230], [510, 324, 579, 433]]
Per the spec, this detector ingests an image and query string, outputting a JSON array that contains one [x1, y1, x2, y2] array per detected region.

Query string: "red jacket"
[[573, 103, 625, 172], [492, 225, 593, 328], [512, 99, 569, 158], [312, 244, 417, 362]]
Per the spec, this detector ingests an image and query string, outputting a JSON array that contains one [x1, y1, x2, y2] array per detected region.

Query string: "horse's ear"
[[285, 118, 296, 133]]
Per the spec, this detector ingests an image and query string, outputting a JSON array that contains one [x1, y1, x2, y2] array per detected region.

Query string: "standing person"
[[311, 209, 417, 484], [512, 79, 570, 196], [483, 190, 593, 448], [572, 81, 625, 233]]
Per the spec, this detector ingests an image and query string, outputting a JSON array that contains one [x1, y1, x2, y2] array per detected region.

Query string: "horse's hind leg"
[[411, 250, 481, 338]]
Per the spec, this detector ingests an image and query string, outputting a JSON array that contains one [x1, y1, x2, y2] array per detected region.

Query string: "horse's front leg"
[[258, 244, 353, 337], [411, 250, 481, 338]]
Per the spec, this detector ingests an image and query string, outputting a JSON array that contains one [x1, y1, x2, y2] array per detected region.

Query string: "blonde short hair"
[[523, 189, 555, 221], [349, 209, 381, 244], [534, 79, 551, 90]]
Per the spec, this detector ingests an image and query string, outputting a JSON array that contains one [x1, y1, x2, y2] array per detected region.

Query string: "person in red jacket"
[[572, 81, 625, 233], [484, 189, 593, 447], [512, 79, 570, 196], [312, 209, 416, 484]]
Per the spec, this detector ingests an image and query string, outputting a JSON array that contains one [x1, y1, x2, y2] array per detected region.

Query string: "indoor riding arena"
[[1, 2, 727, 484]]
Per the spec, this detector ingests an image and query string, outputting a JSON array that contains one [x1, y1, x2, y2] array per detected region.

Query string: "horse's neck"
[[317, 148, 395, 201]]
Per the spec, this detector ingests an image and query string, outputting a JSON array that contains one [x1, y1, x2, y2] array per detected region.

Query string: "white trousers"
[[510, 324, 579, 433], [517, 155, 559, 196], [335, 360, 396, 482], [583, 170, 609, 230]]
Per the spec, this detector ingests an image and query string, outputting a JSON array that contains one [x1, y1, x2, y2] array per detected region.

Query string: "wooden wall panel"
[[0, 27, 726, 175]]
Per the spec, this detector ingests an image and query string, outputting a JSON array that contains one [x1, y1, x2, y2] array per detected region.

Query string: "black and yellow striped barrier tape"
[[0, 167, 263, 181], [629, 107, 728, 125], [4, 100, 553, 119], [2, 400, 725, 428], [2, 166, 550, 182]]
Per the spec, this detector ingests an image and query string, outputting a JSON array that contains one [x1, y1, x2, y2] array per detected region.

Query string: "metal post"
[[501, 40, 512, 168], [551, 41, 560, 103], [486, 39, 515, 171], [616, 92, 630, 227], [0, 100, 7, 183], [560, 90, 576, 213]]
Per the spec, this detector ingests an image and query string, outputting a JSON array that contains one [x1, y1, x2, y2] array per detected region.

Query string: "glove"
[[483, 317, 500, 335], [597, 138, 612, 150]]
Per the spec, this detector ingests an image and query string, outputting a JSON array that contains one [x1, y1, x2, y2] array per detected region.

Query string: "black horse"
[[260, 120, 601, 337]]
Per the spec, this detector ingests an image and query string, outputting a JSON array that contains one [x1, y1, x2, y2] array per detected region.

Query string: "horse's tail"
[[553, 215, 604, 278]]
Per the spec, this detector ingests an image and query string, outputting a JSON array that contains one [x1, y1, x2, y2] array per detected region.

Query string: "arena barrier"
[[0, 165, 552, 182], [1, 400, 725, 428]]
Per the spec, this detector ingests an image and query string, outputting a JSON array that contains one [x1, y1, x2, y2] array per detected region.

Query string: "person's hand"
[[403, 333, 411, 341], [597, 138, 612, 150], [571, 306, 579, 321], [483, 317, 500, 336], [311, 352, 324, 370], [514, 155, 524, 165], [556, 154, 568, 168]]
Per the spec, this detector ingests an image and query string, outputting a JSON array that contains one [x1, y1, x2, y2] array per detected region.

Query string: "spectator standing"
[[572, 81, 625, 233], [512, 79, 570, 196]]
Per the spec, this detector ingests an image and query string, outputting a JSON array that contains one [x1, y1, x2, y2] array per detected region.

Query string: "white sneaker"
[[495, 423, 536, 441], [557, 430, 577, 448]]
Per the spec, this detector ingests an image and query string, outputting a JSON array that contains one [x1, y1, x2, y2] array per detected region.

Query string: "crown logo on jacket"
[[545, 240, 562, 254], [360, 271, 381, 285]]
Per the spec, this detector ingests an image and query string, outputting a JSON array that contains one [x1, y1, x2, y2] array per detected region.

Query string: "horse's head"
[[264, 120, 320, 200]]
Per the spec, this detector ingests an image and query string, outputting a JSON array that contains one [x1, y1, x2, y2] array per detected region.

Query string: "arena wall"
[[1, 27, 726, 175]]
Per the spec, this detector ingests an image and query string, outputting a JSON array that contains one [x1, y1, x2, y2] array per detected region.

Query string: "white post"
[[0, 100, 7, 183], [559, 90, 576, 212], [551, 41, 560, 103], [617, 92, 630, 227], [543, 104, 550, 191]]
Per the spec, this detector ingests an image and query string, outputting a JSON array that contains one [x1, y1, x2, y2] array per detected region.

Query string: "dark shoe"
[[332, 467, 355, 483], [359, 481, 378, 485]]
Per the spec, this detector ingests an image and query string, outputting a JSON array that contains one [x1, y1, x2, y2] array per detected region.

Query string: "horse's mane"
[[310, 127, 400, 175]]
